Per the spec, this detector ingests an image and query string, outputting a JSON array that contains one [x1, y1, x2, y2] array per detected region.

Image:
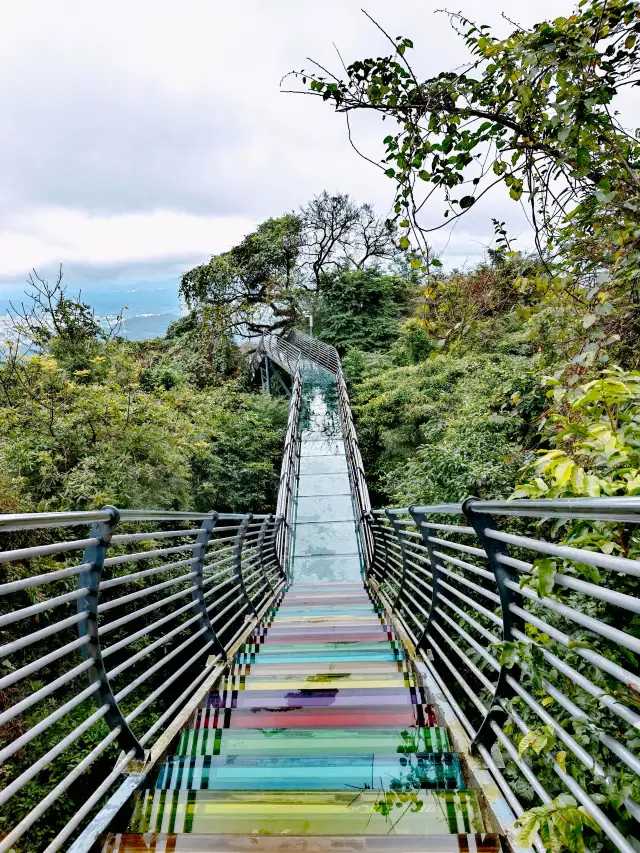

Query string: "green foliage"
[[393, 318, 436, 365], [313, 267, 406, 354], [343, 342, 542, 506], [514, 367, 640, 500], [0, 349, 286, 514], [0, 278, 288, 516], [180, 214, 303, 337], [516, 794, 602, 853]]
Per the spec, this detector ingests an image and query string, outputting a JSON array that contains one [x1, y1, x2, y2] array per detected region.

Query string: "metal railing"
[[366, 497, 640, 853], [0, 508, 285, 853], [275, 369, 303, 580], [258, 334, 302, 377]]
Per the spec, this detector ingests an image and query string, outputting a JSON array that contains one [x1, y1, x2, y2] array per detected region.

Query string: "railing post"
[[265, 354, 272, 395], [273, 514, 285, 579], [78, 505, 144, 758], [232, 514, 258, 616], [409, 506, 441, 655], [362, 512, 377, 582], [387, 511, 409, 613], [191, 511, 227, 661], [257, 514, 275, 593], [371, 512, 390, 586], [462, 496, 525, 753]]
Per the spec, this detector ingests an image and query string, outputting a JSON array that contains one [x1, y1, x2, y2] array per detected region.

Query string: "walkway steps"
[[103, 581, 494, 850], [104, 835, 501, 852]]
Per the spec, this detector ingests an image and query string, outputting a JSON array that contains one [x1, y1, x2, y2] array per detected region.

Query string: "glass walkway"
[[292, 364, 362, 583], [103, 363, 498, 852]]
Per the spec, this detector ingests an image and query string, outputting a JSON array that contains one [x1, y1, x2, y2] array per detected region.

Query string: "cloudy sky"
[[0, 0, 593, 305]]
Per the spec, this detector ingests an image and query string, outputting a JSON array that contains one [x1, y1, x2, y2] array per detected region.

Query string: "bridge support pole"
[[462, 497, 524, 754], [191, 511, 227, 661], [79, 506, 144, 758]]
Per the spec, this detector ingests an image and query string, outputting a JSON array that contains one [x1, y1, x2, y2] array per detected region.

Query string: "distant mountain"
[[119, 312, 181, 340]]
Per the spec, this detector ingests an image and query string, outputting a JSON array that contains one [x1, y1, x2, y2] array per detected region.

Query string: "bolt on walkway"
[[103, 365, 497, 852]]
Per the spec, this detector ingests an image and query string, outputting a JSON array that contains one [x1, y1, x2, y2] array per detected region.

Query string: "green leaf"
[[399, 236, 410, 250], [554, 457, 575, 487], [459, 195, 475, 209], [571, 466, 586, 492], [577, 807, 602, 835], [536, 558, 557, 597], [518, 730, 539, 757], [431, 258, 443, 267], [585, 475, 601, 497], [516, 813, 541, 848], [575, 146, 591, 170]]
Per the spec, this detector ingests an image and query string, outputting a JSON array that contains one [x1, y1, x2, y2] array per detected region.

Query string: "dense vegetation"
[[0, 270, 288, 516]]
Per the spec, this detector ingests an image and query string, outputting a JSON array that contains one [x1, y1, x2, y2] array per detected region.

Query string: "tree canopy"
[[293, 0, 640, 353], [179, 192, 401, 339]]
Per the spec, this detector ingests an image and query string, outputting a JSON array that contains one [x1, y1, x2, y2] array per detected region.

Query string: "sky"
[[0, 0, 606, 308]]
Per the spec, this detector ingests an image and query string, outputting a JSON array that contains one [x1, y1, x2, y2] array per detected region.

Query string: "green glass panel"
[[156, 753, 464, 792], [175, 727, 451, 759], [254, 642, 402, 655], [299, 438, 346, 456], [293, 521, 359, 558], [291, 555, 362, 582], [270, 605, 374, 617], [295, 494, 355, 523], [131, 789, 485, 835], [296, 473, 352, 496], [299, 455, 348, 475]]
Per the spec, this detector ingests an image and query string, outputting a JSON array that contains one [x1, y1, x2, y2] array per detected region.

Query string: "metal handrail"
[[367, 499, 640, 853], [274, 368, 303, 578], [0, 508, 285, 853]]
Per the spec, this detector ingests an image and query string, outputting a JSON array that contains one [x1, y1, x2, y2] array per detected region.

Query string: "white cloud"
[[0, 209, 256, 276], [0, 0, 631, 285]]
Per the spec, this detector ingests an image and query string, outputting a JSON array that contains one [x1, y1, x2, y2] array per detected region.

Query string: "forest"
[[1, 0, 639, 851]]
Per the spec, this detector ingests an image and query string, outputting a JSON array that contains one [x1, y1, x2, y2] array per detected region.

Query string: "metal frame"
[[0, 508, 282, 853], [365, 498, 640, 853]]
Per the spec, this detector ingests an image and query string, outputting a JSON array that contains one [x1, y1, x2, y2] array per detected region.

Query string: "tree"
[[313, 267, 406, 354], [3, 267, 121, 370], [180, 195, 401, 342], [0, 268, 124, 417], [292, 1, 640, 344], [180, 215, 303, 338], [300, 191, 397, 285]]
